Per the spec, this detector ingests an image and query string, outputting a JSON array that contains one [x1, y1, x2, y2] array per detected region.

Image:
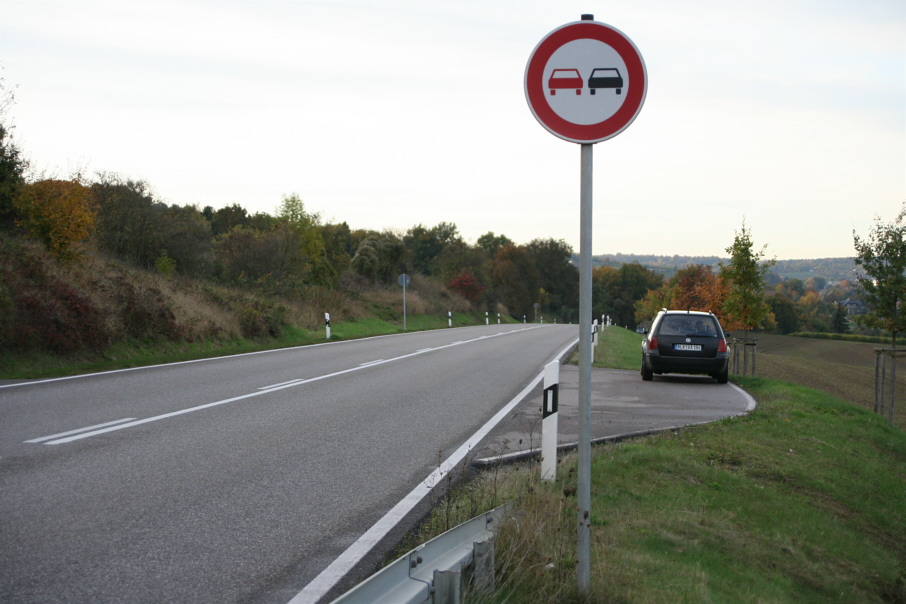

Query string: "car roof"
[[659, 310, 713, 317]]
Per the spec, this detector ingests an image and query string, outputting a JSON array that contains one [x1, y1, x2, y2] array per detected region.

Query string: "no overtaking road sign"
[[524, 19, 647, 144]]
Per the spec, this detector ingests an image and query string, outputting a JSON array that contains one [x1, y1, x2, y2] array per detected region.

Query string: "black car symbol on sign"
[[588, 68, 623, 95]]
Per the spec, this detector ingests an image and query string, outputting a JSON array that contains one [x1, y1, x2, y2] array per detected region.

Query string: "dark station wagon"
[[641, 309, 730, 383]]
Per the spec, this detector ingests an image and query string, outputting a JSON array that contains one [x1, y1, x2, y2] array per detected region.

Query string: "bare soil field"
[[747, 333, 906, 428]]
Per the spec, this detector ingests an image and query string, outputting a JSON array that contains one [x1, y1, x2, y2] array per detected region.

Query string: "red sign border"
[[525, 21, 647, 144]]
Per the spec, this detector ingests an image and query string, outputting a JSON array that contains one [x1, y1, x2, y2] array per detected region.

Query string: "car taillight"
[[648, 336, 658, 351], [717, 339, 728, 353]]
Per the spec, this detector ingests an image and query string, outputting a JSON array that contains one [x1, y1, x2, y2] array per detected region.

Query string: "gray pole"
[[577, 142, 593, 593], [403, 282, 407, 331]]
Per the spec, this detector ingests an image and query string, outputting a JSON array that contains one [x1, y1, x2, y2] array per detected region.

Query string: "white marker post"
[[525, 14, 647, 595], [485, 311, 489, 325], [448, 311, 452, 328], [541, 360, 560, 481], [325, 312, 331, 340]]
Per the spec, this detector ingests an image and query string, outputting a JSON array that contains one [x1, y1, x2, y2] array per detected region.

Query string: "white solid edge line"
[[729, 382, 759, 412], [289, 337, 579, 604]]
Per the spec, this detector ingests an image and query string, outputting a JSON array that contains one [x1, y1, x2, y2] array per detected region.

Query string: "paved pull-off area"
[[477, 364, 757, 462]]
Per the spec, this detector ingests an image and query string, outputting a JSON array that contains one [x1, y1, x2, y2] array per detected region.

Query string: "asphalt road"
[[477, 365, 757, 463], [0, 324, 579, 603]]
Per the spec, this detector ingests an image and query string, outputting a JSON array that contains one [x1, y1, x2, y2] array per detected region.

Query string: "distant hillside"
[[590, 254, 856, 283]]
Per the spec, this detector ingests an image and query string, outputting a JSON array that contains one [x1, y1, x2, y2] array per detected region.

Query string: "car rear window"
[[659, 315, 717, 336]]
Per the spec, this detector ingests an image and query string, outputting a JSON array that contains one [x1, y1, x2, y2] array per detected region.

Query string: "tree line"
[[2, 86, 902, 349], [0, 168, 584, 322]]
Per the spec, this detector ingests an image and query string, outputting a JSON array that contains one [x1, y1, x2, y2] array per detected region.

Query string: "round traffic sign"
[[525, 19, 647, 144], [397, 273, 410, 287]]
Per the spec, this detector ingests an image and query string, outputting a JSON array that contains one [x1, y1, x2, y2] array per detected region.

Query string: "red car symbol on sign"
[[548, 69, 583, 95]]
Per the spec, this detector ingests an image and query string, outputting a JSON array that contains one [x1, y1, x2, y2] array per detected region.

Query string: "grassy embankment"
[[0, 234, 511, 379], [0, 311, 499, 380], [405, 326, 905, 603]]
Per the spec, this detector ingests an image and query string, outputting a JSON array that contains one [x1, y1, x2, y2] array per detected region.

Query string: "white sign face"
[[544, 40, 628, 125], [525, 20, 646, 144]]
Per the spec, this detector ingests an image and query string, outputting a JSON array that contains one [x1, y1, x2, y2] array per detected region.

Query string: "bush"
[[0, 241, 108, 353], [236, 300, 288, 338]]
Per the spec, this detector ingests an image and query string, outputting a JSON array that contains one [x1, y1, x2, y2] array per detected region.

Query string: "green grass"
[[593, 325, 643, 370], [0, 311, 506, 379], [406, 327, 906, 603]]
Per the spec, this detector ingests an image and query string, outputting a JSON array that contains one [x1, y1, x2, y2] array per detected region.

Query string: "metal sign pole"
[[524, 15, 645, 596], [577, 142, 593, 593]]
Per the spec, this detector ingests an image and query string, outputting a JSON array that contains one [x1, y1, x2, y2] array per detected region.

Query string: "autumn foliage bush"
[[14, 179, 96, 261]]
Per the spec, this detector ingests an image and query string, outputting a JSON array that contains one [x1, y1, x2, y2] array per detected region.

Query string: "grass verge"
[[405, 328, 906, 602], [0, 311, 507, 379]]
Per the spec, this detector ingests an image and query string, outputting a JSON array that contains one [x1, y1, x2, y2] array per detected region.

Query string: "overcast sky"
[[2, 0, 903, 259]]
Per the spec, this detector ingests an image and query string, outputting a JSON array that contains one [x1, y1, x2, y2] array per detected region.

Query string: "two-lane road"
[[1, 324, 578, 603]]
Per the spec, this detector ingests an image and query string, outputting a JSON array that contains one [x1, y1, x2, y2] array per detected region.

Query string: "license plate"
[[675, 344, 702, 351]]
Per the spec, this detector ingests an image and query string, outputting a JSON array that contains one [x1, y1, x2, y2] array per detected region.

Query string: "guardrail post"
[[541, 360, 560, 481], [471, 540, 495, 593], [433, 569, 461, 604]]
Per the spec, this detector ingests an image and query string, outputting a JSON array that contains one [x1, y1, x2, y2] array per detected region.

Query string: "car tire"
[[641, 361, 653, 381], [715, 367, 729, 384]]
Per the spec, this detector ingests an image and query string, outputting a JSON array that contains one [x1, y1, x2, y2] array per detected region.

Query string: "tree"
[[0, 81, 28, 231], [213, 225, 302, 287], [158, 204, 211, 276], [447, 270, 485, 303], [92, 177, 162, 268], [204, 203, 250, 237], [276, 193, 331, 285], [595, 262, 663, 328], [404, 222, 461, 276], [831, 302, 848, 334], [768, 295, 800, 334], [669, 264, 727, 316], [774, 278, 804, 301], [525, 238, 579, 318], [720, 221, 774, 338], [852, 203, 906, 348], [490, 243, 539, 319], [476, 231, 512, 257], [350, 231, 407, 283], [15, 179, 97, 261], [320, 221, 354, 277]]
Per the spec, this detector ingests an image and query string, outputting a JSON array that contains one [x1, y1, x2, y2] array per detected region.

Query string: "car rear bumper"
[[644, 354, 729, 376]]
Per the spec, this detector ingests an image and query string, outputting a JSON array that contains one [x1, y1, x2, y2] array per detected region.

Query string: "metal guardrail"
[[330, 503, 510, 604]]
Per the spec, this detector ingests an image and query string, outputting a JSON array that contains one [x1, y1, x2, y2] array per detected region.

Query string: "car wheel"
[[715, 367, 728, 384], [641, 361, 653, 381]]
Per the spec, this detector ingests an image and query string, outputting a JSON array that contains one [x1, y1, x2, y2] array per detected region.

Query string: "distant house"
[[840, 298, 866, 315]]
